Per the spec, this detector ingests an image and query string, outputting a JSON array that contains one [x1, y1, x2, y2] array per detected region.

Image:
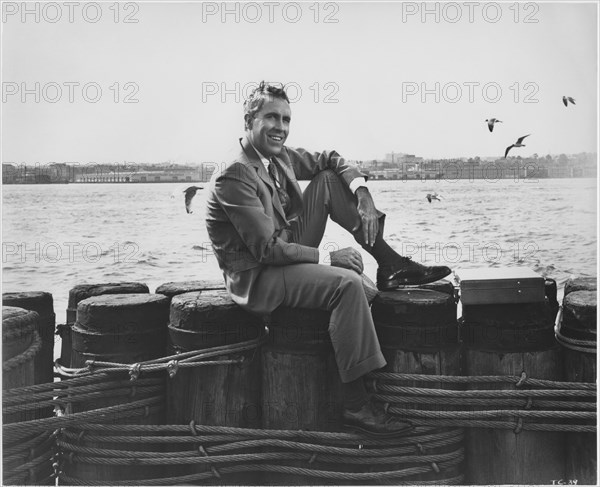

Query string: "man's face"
[[247, 97, 291, 157]]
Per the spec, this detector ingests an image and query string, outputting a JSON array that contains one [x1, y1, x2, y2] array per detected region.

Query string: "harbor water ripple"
[[2, 178, 597, 334]]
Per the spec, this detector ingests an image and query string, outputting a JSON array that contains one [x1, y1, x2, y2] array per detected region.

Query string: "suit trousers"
[[254, 170, 386, 383]]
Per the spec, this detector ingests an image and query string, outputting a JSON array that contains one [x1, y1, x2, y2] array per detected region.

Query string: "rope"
[[58, 447, 464, 467], [554, 306, 597, 353], [58, 455, 464, 485], [58, 423, 454, 444], [188, 420, 221, 479], [3, 384, 165, 415], [556, 330, 597, 354], [57, 432, 463, 459], [2, 317, 36, 340], [369, 372, 596, 389], [3, 397, 163, 442], [56, 430, 464, 458], [370, 384, 596, 398], [3, 376, 162, 404], [389, 418, 595, 433], [2, 430, 56, 453], [386, 408, 595, 420], [372, 394, 596, 410], [2, 331, 42, 371], [59, 331, 268, 379]]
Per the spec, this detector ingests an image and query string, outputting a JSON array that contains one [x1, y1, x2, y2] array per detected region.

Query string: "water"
[[2, 178, 597, 337]]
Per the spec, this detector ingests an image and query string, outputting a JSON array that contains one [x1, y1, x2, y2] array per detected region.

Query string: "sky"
[[1, 1, 598, 164]]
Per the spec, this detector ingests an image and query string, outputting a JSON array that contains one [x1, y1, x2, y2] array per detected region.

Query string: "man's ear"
[[244, 114, 253, 131]]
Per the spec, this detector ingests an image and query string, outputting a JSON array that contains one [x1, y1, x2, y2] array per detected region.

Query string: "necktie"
[[268, 159, 280, 187], [268, 158, 291, 214]]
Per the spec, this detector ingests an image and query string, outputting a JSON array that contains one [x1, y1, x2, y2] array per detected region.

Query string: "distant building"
[[129, 170, 199, 183]]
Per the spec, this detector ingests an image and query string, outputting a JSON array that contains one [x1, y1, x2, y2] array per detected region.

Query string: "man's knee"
[[334, 268, 364, 294], [307, 169, 343, 192]]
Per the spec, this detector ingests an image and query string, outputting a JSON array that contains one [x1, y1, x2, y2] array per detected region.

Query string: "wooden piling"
[[167, 290, 264, 484], [371, 289, 464, 484], [59, 282, 149, 368], [261, 306, 343, 485], [62, 293, 169, 484], [2, 306, 54, 485], [3, 291, 55, 386], [462, 299, 565, 484], [559, 290, 596, 485]]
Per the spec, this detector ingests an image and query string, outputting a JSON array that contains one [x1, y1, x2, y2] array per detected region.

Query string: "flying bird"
[[562, 96, 576, 107], [184, 186, 204, 213], [426, 192, 442, 203], [504, 134, 530, 158], [485, 118, 503, 132]]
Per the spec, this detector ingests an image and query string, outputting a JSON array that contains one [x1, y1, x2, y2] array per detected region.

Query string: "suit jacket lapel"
[[239, 137, 288, 222]]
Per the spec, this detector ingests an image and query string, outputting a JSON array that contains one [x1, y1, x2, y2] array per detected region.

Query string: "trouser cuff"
[[339, 351, 386, 383]]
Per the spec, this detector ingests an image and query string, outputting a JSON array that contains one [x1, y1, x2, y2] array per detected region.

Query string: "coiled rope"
[[55, 423, 465, 485], [54, 332, 268, 379], [2, 331, 42, 371], [554, 306, 597, 354]]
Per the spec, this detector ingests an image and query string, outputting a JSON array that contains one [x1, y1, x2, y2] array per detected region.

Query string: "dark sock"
[[343, 377, 369, 411], [353, 214, 402, 267], [361, 233, 401, 267]]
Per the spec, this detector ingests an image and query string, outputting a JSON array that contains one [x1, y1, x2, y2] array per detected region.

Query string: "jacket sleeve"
[[214, 162, 319, 266], [283, 146, 368, 187]]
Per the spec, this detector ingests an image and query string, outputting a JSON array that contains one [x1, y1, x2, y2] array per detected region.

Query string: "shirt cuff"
[[349, 177, 368, 194]]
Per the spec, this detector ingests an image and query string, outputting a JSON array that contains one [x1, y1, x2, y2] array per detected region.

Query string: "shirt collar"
[[247, 139, 270, 170]]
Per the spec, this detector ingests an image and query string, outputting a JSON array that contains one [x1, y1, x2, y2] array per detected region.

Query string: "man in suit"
[[206, 81, 451, 436]]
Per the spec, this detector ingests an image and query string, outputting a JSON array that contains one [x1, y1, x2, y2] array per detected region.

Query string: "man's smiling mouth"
[[269, 135, 283, 142]]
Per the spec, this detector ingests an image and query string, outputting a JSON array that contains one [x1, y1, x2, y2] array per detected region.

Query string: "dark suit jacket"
[[205, 136, 367, 314]]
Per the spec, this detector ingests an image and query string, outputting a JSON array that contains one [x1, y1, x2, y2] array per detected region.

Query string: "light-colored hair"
[[243, 81, 290, 130]]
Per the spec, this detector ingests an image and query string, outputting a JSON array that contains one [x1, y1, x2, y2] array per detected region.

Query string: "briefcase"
[[456, 267, 545, 305]]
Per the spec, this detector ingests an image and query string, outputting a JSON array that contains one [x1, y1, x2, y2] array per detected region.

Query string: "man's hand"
[[330, 247, 363, 274], [356, 187, 379, 247]]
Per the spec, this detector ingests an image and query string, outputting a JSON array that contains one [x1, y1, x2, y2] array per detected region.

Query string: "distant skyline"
[[2, 2, 598, 164]]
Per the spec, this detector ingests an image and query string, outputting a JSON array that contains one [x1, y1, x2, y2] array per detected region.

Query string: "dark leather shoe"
[[377, 257, 452, 290], [342, 400, 413, 437]]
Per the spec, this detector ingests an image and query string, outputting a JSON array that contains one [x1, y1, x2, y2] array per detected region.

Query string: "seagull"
[[485, 118, 503, 132], [183, 186, 203, 213], [562, 96, 576, 107], [504, 134, 530, 158], [426, 192, 442, 203]]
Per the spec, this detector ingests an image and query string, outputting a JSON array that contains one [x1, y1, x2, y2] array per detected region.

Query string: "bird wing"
[[184, 192, 194, 213], [516, 134, 530, 144], [504, 145, 514, 158], [568, 97, 576, 105], [183, 186, 203, 213], [563, 96, 568, 106]]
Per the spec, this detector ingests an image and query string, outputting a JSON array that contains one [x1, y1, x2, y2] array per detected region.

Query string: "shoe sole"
[[378, 269, 452, 291], [342, 423, 414, 438]]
